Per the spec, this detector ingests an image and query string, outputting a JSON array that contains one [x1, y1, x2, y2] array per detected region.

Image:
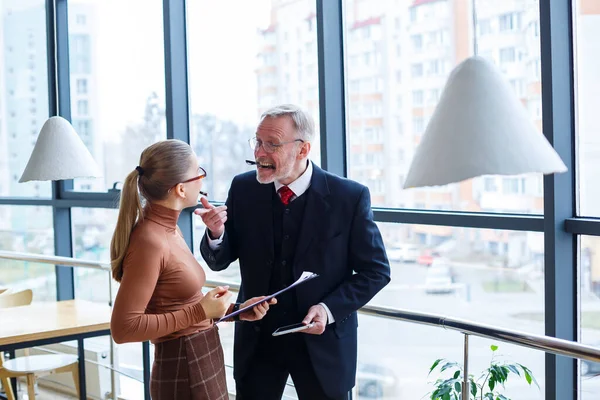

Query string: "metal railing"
[[2, 250, 600, 400]]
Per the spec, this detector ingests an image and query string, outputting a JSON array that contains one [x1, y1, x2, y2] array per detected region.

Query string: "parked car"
[[417, 249, 440, 267], [357, 362, 397, 398], [424, 262, 455, 294], [386, 243, 419, 263]]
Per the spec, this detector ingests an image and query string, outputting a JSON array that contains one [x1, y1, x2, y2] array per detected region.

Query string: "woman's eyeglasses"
[[181, 166, 207, 184], [179, 166, 208, 196]]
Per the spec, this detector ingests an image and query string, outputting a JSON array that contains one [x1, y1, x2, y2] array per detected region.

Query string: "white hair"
[[260, 104, 315, 142]]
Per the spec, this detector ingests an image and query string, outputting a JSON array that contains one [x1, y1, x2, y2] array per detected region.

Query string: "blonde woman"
[[110, 139, 275, 399]]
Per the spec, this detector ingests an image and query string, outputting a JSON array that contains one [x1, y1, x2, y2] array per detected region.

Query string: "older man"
[[196, 104, 391, 400]]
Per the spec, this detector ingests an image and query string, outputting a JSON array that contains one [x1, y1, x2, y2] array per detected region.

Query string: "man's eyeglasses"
[[249, 137, 304, 154]]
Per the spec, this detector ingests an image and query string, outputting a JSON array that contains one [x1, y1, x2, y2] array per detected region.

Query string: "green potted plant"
[[427, 345, 539, 400]]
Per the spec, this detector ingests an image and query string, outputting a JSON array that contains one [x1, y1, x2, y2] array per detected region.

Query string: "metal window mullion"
[[540, 0, 578, 398], [47, 0, 75, 300], [373, 209, 544, 231], [163, 0, 193, 249], [317, 0, 347, 177], [564, 217, 600, 236]]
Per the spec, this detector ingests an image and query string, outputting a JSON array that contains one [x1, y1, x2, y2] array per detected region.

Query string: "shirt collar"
[[274, 160, 312, 197]]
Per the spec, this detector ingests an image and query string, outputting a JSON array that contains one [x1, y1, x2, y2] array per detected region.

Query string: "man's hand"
[[239, 296, 277, 321], [194, 197, 227, 239], [301, 304, 327, 335]]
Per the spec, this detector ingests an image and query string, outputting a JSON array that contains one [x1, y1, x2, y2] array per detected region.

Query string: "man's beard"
[[255, 160, 294, 184]]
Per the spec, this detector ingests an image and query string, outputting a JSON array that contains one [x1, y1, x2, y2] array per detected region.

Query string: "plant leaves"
[[518, 364, 540, 388], [430, 358, 443, 374], [441, 362, 460, 372], [428, 350, 539, 400], [470, 380, 478, 396], [519, 364, 533, 385], [498, 365, 509, 383], [506, 364, 521, 376]]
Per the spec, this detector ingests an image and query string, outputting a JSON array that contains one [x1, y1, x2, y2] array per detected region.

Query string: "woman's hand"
[[199, 286, 232, 320], [239, 296, 277, 321]]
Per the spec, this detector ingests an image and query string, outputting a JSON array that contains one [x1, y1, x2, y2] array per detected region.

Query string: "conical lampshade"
[[19, 116, 102, 182], [403, 56, 567, 189]]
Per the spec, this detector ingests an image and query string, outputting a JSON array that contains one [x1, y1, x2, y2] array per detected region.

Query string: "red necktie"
[[278, 186, 294, 205]]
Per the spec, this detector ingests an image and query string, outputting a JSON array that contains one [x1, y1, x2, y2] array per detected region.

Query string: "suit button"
[[284, 235, 290, 240], [253, 325, 261, 332], [284, 209, 290, 214], [282, 260, 287, 266], [266, 260, 272, 266]]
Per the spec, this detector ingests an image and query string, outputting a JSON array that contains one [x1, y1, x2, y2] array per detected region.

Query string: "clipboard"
[[216, 271, 319, 323]]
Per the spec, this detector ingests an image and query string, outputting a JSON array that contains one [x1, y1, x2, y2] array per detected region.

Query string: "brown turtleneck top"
[[111, 203, 213, 344]]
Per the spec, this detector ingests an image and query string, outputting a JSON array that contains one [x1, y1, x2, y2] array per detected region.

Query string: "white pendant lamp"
[[19, 116, 101, 182], [403, 56, 567, 189], [19, 0, 101, 184]]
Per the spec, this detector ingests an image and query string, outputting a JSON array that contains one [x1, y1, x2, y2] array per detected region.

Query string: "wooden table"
[[0, 300, 112, 400]]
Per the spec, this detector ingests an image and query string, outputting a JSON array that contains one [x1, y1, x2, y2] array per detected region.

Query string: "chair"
[[0, 290, 31, 308], [0, 290, 80, 400]]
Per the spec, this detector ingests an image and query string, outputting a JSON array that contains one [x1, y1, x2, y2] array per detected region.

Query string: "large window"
[[579, 236, 600, 397], [0, 1, 595, 399], [0, 205, 55, 301], [357, 321, 544, 399], [575, 0, 600, 217], [574, 1, 600, 394], [344, 0, 543, 213], [1, 0, 51, 198], [72, 208, 117, 303], [186, 0, 321, 202], [365, 222, 545, 399], [68, 0, 167, 192], [376, 222, 544, 329]]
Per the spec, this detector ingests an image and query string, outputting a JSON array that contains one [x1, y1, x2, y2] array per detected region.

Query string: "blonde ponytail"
[[110, 139, 196, 281], [110, 170, 144, 282]]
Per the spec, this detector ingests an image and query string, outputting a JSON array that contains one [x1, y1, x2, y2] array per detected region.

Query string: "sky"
[[73, 0, 272, 141]]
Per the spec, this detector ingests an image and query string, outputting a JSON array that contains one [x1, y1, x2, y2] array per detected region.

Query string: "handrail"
[[2, 250, 600, 366], [204, 279, 600, 364], [0, 250, 110, 271]]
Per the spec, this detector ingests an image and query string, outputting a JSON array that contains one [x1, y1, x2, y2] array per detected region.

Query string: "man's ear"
[[298, 142, 311, 159]]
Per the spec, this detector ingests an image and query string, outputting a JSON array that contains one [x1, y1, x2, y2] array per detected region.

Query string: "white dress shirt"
[[206, 161, 335, 324]]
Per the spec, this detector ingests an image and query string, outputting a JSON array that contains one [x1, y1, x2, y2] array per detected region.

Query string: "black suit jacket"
[[200, 162, 391, 398]]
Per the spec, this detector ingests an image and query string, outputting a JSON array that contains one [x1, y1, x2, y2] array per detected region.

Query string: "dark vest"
[[263, 186, 309, 330]]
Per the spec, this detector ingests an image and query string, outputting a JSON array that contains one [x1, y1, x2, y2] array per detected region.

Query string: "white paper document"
[[217, 271, 319, 323]]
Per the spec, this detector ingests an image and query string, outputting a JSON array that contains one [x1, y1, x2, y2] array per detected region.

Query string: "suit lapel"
[[293, 163, 330, 277]]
